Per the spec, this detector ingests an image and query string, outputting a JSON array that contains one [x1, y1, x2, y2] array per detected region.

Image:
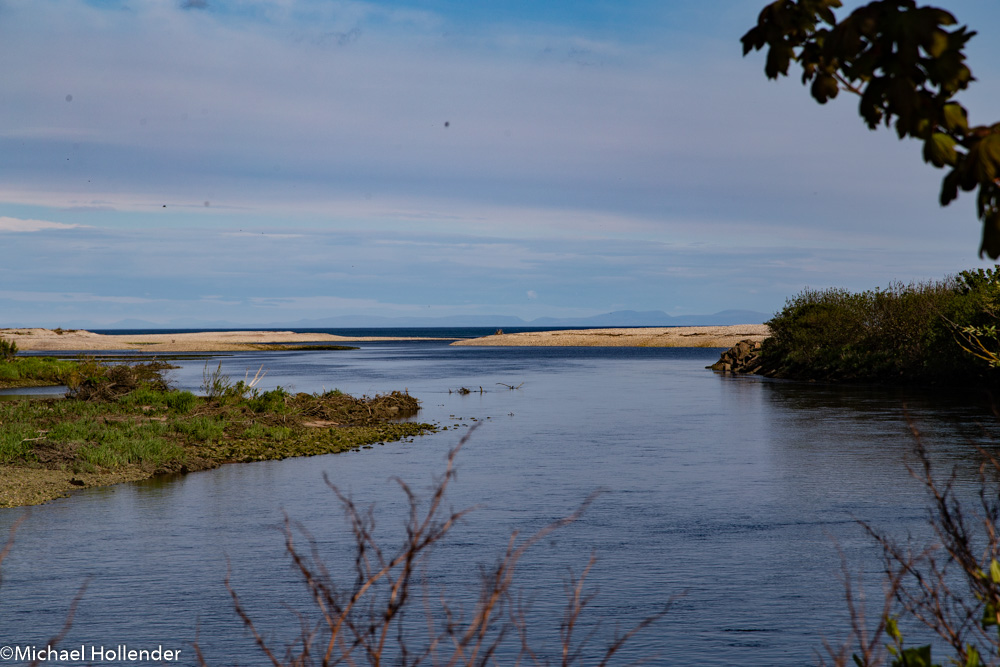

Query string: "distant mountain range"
[[10, 309, 772, 330]]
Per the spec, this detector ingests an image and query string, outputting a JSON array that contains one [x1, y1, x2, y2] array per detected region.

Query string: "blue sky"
[[2, 0, 999, 327]]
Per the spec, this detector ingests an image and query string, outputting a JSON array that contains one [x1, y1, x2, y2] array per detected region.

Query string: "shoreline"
[[0, 381, 433, 508], [450, 324, 771, 348], [2, 326, 772, 352], [0, 328, 448, 352], [0, 422, 432, 509]]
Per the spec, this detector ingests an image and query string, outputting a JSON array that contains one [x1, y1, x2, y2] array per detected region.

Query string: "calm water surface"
[[3, 341, 999, 665]]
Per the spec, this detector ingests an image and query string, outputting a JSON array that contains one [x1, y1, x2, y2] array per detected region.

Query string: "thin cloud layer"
[[0, 217, 84, 233], [1, 0, 999, 326]]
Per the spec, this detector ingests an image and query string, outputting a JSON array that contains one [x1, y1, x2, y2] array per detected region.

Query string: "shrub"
[[246, 387, 289, 414], [67, 360, 173, 401], [827, 436, 1000, 667], [201, 362, 267, 402], [165, 390, 197, 414], [0, 337, 17, 361], [760, 271, 1000, 384], [197, 432, 669, 665], [2, 433, 666, 666]]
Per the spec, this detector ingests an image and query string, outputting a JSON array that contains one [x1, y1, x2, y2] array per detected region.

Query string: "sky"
[[2, 0, 1000, 327]]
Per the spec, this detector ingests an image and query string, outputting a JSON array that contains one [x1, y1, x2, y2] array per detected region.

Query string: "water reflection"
[[758, 377, 1000, 484], [0, 384, 66, 399]]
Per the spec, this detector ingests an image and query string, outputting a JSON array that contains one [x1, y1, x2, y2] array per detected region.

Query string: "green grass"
[[79, 430, 183, 468], [242, 423, 293, 441], [165, 391, 197, 413], [0, 356, 79, 387], [0, 360, 435, 502], [117, 386, 169, 409], [0, 424, 42, 463], [173, 416, 227, 442]]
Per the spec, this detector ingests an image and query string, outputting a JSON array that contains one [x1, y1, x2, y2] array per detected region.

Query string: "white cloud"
[[0, 290, 154, 304], [0, 217, 84, 233]]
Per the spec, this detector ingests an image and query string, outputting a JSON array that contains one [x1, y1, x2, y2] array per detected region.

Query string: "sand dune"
[[0, 328, 436, 352], [2, 325, 770, 352], [451, 325, 770, 348]]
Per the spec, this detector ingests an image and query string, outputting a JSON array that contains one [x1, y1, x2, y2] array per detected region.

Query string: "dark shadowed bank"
[[711, 268, 1000, 387]]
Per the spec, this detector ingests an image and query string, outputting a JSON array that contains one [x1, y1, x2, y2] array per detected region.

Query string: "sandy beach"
[[0, 328, 441, 352], [1, 325, 771, 352], [450, 325, 771, 348]]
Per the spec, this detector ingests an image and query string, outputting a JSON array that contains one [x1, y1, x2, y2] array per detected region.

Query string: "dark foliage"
[[760, 269, 1000, 384], [743, 1, 1000, 257]]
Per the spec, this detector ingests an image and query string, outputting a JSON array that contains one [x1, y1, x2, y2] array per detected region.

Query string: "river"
[[2, 338, 999, 665]]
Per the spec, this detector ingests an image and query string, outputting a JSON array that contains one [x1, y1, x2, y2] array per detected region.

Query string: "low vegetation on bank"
[[757, 267, 1000, 384], [0, 339, 81, 389], [0, 355, 432, 507]]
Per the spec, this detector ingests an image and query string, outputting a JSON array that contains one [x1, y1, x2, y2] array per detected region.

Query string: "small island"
[[0, 343, 433, 508]]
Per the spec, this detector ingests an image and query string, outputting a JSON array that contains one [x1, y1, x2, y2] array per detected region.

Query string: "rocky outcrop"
[[708, 339, 763, 374]]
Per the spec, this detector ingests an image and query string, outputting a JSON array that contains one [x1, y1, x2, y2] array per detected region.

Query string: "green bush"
[[0, 338, 18, 361], [67, 360, 173, 401], [761, 270, 1000, 384], [118, 387, 169, 409], [201, 362, 268, 402], [246, 387, 289, 414], [165, 390, 198, 413]]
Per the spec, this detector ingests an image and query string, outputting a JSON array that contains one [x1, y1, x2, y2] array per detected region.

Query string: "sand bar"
[[451, 325, 771, 348], [2, 325, 772, 352], [0, 328, 445, 352]]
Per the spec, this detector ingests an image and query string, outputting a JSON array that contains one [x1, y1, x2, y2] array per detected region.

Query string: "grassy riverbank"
[[0, 358, 433, 507], [0, 355, 79, 389]]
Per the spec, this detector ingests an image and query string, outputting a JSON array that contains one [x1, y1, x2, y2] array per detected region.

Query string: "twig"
[[495, 383, 524, 390]]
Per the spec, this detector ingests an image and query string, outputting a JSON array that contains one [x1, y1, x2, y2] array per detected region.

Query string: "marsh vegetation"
[[0, 354, 431, 507]]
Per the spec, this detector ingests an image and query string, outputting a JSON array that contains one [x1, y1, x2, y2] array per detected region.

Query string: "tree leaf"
[[975, 137, 999, 183], [765, 43, 793, 79], [981, 135, 1000, 168], [924, 28, 949, 58], [886, 615, 901, 642], [943, 103, 968, 134], [940, 168, 960, 206], [979, 210, 1000, 260], [811, 74, 840, 103], [889, 644, 936, 667], [924, 133, 958, 167]]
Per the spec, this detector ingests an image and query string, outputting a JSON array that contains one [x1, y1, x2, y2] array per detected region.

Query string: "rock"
[[707, 339, 764, 375]]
